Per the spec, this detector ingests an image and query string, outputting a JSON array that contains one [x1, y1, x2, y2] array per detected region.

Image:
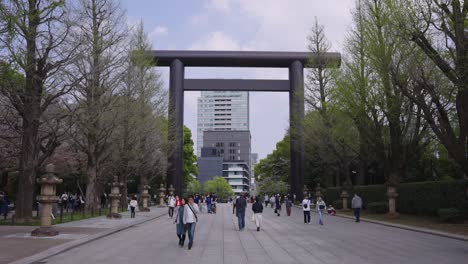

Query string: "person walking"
[[252, 197, 263, 231], [183, 196, 199, 250], [316, 197, 326, 225], [264, 194, 269, 207], [175, 195, 182, 208], [269, 195, 275, 208], [174, 197, 186, 247], [274, 194, 281, 216], [233, 193, 247, 231], [352, 193, 362, 222], [168, 194, 176, 218], [206, 195, 212, 214], [302, 195, 311, 224], [129, 196, 138, 218], [285, 196, 292, 216]]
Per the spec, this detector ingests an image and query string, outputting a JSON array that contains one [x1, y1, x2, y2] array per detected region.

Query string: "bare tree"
[[393, 0, 468, 176], [67, 0, 127, 211], [0, 0, 79, 222]]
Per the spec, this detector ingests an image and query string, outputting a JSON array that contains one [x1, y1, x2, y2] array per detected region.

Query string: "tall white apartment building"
[[196, 91, 249, 156]]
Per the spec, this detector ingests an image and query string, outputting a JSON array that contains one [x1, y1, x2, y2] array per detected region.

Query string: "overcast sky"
[[121, 0, 355, 159]]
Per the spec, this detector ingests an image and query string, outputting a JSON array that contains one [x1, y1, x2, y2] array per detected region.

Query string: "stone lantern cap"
[[37, 164, 63, 185], [110, 176, 124, 187]]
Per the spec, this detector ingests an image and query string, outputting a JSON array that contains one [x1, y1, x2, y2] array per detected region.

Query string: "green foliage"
[[183, 126, 198, 189], [185, 180, 202, 196], [203, 177, 234, 200], [367, 202, 388, 214], [257, 178, 289, 196], [437, 208, 466, 223], [254, 135, 290, 182]]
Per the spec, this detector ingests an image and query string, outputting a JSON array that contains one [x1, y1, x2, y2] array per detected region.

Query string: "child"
[[327, 205, 336, 216]]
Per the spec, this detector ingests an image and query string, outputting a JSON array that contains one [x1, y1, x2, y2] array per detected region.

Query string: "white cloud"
[[189, 31, 240, 50], [150, 25, 169, 36], [205, 0, 232, 13], [184, 0, 354, 158]]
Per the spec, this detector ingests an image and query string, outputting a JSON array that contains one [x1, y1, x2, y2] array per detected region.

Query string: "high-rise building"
[[198, 131, 251, 194], [196, 91, 249, 156]]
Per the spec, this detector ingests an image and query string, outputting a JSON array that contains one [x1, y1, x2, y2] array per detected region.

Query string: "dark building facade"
[[201, 131, 251, 193]]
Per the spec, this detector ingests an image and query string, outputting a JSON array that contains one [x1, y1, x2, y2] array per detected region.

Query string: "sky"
[[121, 0, 355, 159]]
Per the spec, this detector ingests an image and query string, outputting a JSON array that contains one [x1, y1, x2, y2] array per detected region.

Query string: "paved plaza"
[[24, 204, 468, 264]]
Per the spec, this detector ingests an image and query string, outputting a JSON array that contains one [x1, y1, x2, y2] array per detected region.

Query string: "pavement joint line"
[[293, 205, 468, 242], [9, 208, 166, 264]]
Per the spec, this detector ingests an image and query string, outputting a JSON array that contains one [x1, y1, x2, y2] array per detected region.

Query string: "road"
[[41, 204, 468, 264]]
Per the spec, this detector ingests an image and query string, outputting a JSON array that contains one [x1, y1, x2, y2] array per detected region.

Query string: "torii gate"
[[146, 50, 341, 199]]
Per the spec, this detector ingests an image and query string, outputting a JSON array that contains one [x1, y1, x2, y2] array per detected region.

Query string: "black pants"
[[131, 207, 135, 218], [354, 208, 360, 222], [169, 206, 174, 217], [303, 211, 311, 223]]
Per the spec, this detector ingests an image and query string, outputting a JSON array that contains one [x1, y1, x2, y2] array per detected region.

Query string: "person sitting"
[[327, 205, 336, 216]]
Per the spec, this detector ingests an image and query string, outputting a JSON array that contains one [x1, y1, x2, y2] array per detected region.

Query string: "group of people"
[[229, 192, 363, 232], [168, 193, 216, 218], [172, 195, 199, 250], [59, 192, 85, 211]]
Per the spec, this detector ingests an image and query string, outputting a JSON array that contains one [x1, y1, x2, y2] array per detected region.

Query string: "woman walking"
[[316, 197, 326, 225], [168, 194, 176, 218], [274, 194, 281, 216], [302, 195, 311, 224], [174, 197, 186, 247], [129, 196, 138, 218], [183, 196, 200, 250], [285, 196, 292, 216], [252, 197, 263, 231]]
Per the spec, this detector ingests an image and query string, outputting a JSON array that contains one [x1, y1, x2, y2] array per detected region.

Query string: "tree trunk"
[[85, 156, 99, 212], [15, 113, 40, 223]]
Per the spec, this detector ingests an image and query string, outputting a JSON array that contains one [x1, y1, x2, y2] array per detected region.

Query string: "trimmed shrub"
[[324, 180, 467, 216], [367, 202, 388, 214], [323, 188, 341, 204], [332, 200, 342, 210], [396, 180, 467, 216], [353, 185, 387, 208], [438, 208, 465, 223]]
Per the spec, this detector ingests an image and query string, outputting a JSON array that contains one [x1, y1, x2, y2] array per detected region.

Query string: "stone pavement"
[[35, 204, 468, 264], [1, 207, 167, 264]]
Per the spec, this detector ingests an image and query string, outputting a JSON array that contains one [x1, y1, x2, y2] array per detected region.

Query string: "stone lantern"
[[140, 181, 151, 212], [340, 181, 351, 211], [107, 176, 124, 219], [168, 184, 175, 197], [31, 164, 62, 237], [157, 184, 166, 207]]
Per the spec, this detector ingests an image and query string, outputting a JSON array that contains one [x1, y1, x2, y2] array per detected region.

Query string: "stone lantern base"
[[31, 226, 59, 237], [106, 212, 122, 219]]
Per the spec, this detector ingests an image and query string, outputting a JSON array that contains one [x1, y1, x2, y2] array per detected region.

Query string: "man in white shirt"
[[183, 196, 200, 250], [168, 195, 176, 218], [302, 195, 311, 224]]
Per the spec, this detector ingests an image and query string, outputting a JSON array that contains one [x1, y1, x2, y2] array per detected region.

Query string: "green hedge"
[[396, 180, 467, 215], [324, 185, 387, 209], [324, 180, 467, 216], [367, 202, 388, 214]]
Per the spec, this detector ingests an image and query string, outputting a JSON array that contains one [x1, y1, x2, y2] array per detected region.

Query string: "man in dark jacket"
[[233, 193, 247, 231], [252, 197, 263, 231]]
